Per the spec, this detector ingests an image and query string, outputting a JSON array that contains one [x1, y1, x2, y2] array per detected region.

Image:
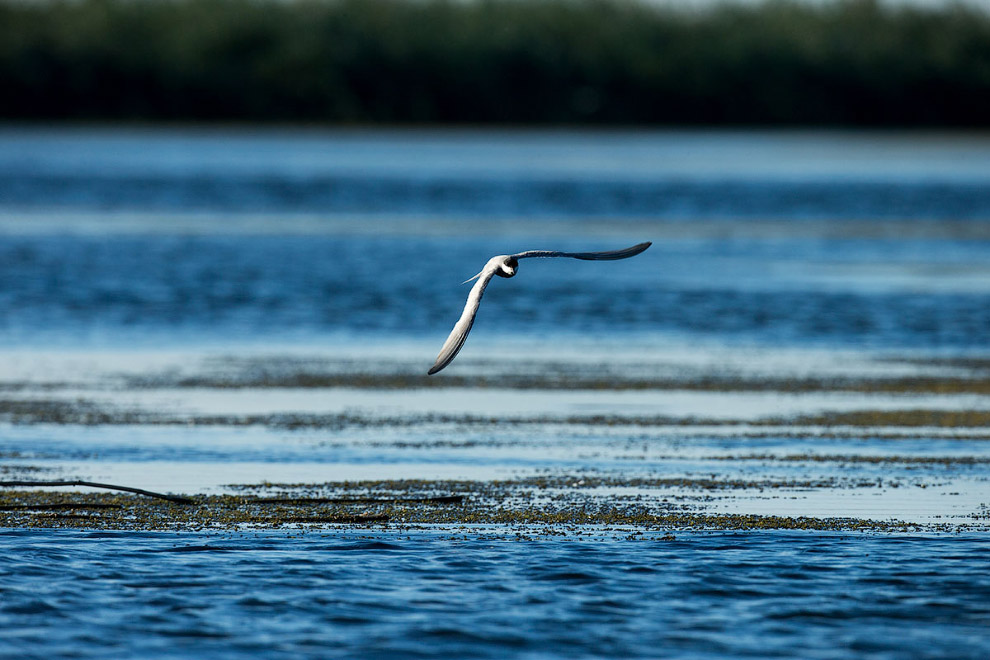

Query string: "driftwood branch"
[[0, 480, 195, 504]]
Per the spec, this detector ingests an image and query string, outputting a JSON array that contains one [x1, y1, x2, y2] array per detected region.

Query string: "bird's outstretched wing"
[[428, 262, 501, 375], [429, 242, 651, 375], [512, 241, 651, 261]]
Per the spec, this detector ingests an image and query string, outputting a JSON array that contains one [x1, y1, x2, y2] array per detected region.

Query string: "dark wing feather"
[[512, 241, 651, 261]]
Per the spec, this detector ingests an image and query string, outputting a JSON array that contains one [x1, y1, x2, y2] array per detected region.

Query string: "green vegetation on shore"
[[2, 0, 988, 125]]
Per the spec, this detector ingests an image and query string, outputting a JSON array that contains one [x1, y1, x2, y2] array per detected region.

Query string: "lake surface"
[[1, 127, 989, 658], [3, 530, 989, 660]]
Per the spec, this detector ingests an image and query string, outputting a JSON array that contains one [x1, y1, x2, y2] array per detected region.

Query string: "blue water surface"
[[1, 232, 988, 350], [2, 128, 990, 219], [1, 529, 989, 660], [1, 128, 989, 351], [1, 128, 989, 660]]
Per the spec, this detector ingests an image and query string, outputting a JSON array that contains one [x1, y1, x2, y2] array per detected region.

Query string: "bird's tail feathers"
[[462, 271, 484, 285]]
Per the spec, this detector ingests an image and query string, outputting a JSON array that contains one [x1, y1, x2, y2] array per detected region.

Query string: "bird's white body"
[[428, 242, 651, 375]]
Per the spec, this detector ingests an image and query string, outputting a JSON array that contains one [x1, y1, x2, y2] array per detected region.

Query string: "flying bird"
[[428, 241, 651, 375]]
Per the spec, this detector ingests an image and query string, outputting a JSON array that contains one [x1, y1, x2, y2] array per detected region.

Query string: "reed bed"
[[2, 0, 988, 125]]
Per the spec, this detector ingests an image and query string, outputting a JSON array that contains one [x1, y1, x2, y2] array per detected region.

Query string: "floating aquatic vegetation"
[[3, 475, 984, 534]]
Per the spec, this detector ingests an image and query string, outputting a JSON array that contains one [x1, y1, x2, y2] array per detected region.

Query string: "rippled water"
[[2, 232, 988, 349], [2, 129, 989, 352], [3, 128, 990, 217], [2, 530, 989, 660], [1, 128, 989, 658]]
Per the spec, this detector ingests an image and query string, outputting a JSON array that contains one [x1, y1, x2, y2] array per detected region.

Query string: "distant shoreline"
[[2, 0, 988, 127]]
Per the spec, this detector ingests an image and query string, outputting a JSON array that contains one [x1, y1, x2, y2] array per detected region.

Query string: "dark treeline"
[[2, 0, 989, 126]]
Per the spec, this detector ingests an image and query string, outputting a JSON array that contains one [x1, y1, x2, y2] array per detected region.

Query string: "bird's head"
[[496, 256, 518, 278]]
